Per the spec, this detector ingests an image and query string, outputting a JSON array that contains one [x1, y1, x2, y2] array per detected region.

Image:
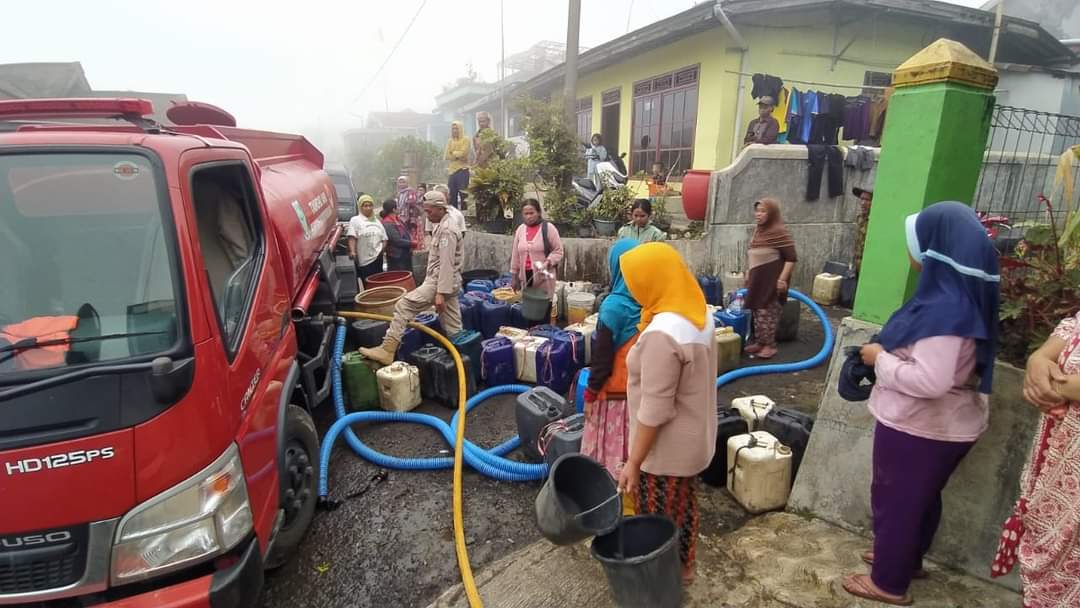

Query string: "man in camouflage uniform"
[[359, 191, 464, 366], [852, 186, 874, 275]]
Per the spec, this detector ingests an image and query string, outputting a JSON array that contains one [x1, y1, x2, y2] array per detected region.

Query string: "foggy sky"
[[5, 0, 986, 157]]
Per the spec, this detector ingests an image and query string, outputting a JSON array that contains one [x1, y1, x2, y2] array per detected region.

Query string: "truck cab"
[[0, 99, 343, 607]]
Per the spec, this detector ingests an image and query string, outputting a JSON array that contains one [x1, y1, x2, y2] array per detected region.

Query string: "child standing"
[[843, 201, 1000, 606]]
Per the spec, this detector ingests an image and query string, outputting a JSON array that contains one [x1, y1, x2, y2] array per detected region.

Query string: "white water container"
[[376, 362, 421, 413], [554, 281, 567, 321], [723, 271, 745, 294], [812, 273, 843, 306], [496, 327, 530, 343], [727, 431, 793, 514], [564, 322, 596, 365], [514, 336, 549, 383], [564, 281, 593, 295], [566, 292, 596, 325], [584, 313, 599, 327], [732, 395, 775, 431]]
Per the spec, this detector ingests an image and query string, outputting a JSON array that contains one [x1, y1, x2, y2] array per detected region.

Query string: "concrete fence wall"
[[705, 144, 879, 291]]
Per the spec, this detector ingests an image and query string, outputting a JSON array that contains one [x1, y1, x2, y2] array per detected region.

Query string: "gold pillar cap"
[[893, 39, 999, 89]]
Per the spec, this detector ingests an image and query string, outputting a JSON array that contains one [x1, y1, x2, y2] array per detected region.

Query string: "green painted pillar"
[[853, 39, 998, 324]]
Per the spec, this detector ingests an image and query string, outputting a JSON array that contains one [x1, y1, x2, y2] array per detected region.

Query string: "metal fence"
[[974, 105, 1080, 228]]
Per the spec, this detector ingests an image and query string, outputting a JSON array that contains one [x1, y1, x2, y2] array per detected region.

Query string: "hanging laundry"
[[844, 146, 875, 171], [868, 88, 894, 141], [798, 91, 819, 146], [771, 87, 790, 134], [751, 73, 784, 102], [842, 96, 872, 142], [807, 145, 844, 201], [787, 87, 803, 145]]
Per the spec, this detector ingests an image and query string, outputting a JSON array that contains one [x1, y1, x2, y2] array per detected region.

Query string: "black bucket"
[[591, 515, 682, 608], [534, 453, 621, 545]]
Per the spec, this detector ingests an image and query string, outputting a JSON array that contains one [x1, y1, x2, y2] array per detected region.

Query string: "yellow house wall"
[[566, 9, 942, 171]]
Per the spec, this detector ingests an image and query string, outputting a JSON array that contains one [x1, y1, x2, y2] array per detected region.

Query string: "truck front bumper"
[[101, 537, 263, 608]]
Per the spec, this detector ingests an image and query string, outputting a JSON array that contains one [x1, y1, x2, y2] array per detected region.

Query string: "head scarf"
[[878, 201, 1000, 394], [450, 120, 465, 139], [357, 194, 377, 219], [620, 242, 707, 332], [598, 239, 641, 348], [749, 198, 795, 250]]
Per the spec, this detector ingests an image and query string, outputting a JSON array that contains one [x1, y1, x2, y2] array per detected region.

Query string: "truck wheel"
[[265, 404, 319, 570]]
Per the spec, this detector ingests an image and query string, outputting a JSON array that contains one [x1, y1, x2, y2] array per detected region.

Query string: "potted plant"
[[592, 184, 634, 237], [467, 157, 526, 230]]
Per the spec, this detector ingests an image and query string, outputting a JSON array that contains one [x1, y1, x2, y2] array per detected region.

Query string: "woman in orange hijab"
[[616, 242, 718, 584]]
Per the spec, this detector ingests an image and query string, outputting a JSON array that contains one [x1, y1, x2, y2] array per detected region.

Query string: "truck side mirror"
[[149, 356, 195, 404]]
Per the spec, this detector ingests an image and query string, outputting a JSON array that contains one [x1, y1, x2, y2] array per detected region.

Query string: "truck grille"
[[0, 525, 88, 595]]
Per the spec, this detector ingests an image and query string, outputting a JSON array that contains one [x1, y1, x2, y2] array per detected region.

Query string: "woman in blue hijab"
[[843, 201, 1000, 606], [581, 239, 641, 487]]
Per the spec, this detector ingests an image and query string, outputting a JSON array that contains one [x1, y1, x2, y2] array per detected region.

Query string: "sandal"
[[861, 551, 929, 579], [681, 566, 696, 586], [755, 345, 778, 359], [744, 342, 763, 354], [842, 574, 913, 606]]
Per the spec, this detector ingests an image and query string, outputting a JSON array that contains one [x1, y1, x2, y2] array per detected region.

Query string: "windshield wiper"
[[0, 331, 168, 365]]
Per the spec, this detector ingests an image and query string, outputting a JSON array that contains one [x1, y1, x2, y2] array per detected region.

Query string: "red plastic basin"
[[365, 271, 416, 292]]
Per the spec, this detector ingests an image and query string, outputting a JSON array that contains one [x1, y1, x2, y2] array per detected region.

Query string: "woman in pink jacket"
[[510, 198, 564, 321]]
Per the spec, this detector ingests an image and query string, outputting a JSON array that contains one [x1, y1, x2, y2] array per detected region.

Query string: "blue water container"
[[697, 274, 722, 306], [495, 276, 513, 289], [509, 303, 528, 329], [413, 311, 443, 345], [466, 279, 494, 293], [465, 290, 494, 303], [574, 368, 591, 413], [536, 338, 574, 395], [480, 300, 511, 339], [480, 337, 515, 386], [450, 330, 484, 387], [459, 296, 481, 333], [528, 324, 562, 339], [399, 327, 424, 363], [715, 309, 750, 343], [561, 328, 586, 370]]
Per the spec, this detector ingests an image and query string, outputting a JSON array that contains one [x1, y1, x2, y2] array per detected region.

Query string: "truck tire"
[[265, 404, 319, 570]]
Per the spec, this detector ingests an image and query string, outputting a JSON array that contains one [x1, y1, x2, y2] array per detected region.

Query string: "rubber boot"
[[358, 336, 399, 366]]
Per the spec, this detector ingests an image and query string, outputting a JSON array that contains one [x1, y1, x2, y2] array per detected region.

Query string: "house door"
[[601, 88, 621, 156]]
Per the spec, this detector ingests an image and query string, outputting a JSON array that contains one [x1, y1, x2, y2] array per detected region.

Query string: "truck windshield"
[[0, 152, 180, 376]]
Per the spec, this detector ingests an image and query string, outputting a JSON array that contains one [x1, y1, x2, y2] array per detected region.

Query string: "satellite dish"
[[166, 101, 237, 127]]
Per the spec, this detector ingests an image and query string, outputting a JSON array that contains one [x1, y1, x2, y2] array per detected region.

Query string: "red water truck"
[[0, 98, 352, 607]]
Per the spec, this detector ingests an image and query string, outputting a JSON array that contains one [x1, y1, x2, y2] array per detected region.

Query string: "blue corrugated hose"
[[318, 322, 547, 499], [321, 287, 833, 496]]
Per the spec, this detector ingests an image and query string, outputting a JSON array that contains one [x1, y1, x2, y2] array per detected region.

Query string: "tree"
[[517, 97, 585, 223], [346, 136, 444, 200]]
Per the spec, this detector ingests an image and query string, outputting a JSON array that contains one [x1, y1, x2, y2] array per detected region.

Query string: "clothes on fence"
[[798, 90, 819, 145], [868, 88, 895, 139], [787, 87, 803, 144], [807, 145, 844, 200], [845, 146, 875, 171], [771, 87, 790, 134], [751, 73, 784, 102], [843, 96, 873, 141]]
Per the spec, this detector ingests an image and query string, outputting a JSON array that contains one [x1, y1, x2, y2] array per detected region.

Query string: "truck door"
[[182, 153, 291, 547]]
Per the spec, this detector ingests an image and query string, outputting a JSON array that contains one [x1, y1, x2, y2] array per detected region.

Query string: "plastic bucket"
[[566, 292, 596, 325], [355, 286, 407, 318], [491, 287, 520, 303], [365, 271, 416, 292], [521, 287, 551, 322], [591, 515, 682, 608], [534, 453, 621, 545]]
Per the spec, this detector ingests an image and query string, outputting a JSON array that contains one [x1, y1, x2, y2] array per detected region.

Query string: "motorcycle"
[[573, 143, 628, 208], [977, 210, 1016, 254]]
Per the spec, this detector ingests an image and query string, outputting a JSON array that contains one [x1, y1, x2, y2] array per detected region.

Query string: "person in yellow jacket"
[[445, 120, 471, 210]]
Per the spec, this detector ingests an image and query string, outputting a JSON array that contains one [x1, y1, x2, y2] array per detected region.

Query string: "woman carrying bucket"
[[582, 239, 640, 511], [616, 242, 717, 585], [510, 198, 564, 323]]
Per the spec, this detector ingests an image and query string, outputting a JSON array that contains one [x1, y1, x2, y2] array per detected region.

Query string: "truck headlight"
[[111, 443, 253, 584]]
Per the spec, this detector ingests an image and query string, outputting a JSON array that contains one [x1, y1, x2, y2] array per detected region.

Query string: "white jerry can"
[[731, 395, 775, 431], [726, 431, 793, 514], [376, 362, 422, 413]]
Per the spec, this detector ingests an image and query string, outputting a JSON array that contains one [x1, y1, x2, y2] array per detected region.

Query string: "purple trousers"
[[871, 422, 974, 596]]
